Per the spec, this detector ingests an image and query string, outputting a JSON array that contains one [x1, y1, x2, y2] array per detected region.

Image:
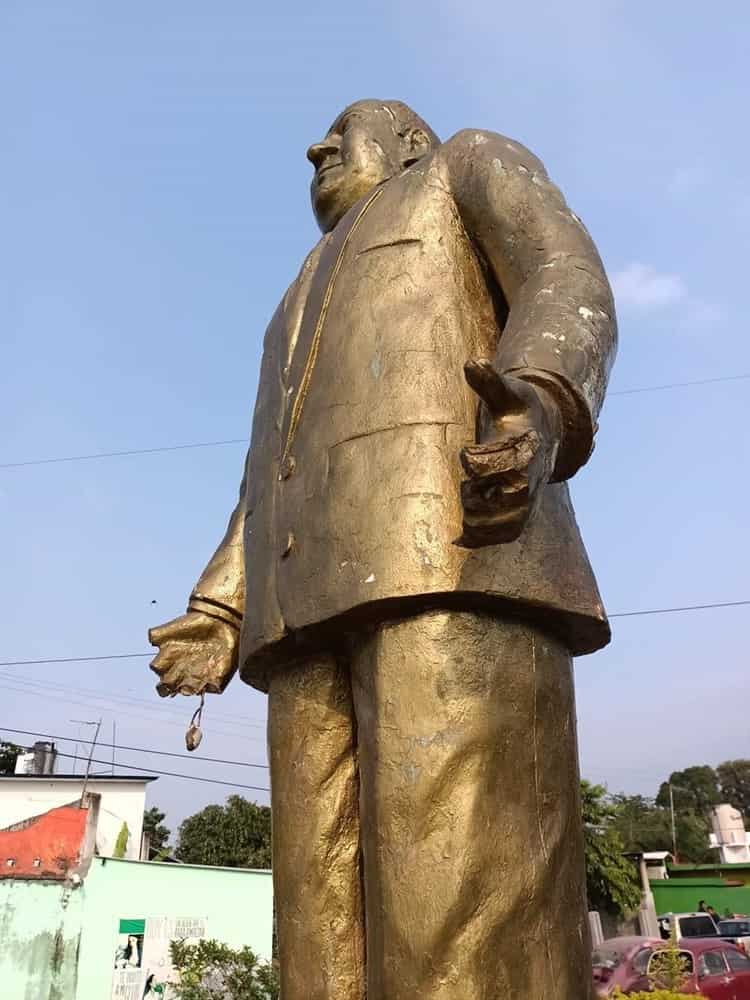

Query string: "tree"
[[169, 939, 278, 1000], [611, 794, 714, 864], [143, 806, 171, 855], [114, 822, 130, 858], [717, 759, 750, 817], [0, 742, 21, 775], [581, 781, 641, 915], [176, 796, 272, 868], [656, 766, 720, 816]]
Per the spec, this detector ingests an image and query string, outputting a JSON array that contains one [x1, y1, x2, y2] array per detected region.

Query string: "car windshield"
[[680, 916, 718, 937], [592, 946, 626, 969], [719, 921, 750, 935]]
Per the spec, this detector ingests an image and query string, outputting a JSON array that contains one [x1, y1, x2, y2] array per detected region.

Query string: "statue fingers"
[[154, 660, 204, 698], [149, 643, 190, 683], [149, 612, 208, 649], [464, 360, 523, 414], [459, 476, 530, 547]]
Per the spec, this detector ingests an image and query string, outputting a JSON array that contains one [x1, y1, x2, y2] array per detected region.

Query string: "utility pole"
[[77, 718, 102, 807], [669, 782, 678, 861]]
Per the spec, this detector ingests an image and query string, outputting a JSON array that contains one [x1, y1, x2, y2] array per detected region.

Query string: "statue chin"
[[312, 171, 385, 232], [312, 186, 353, 233]]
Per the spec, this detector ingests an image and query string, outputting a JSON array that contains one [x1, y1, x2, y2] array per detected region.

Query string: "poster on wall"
[[111, 916, 207, 999]]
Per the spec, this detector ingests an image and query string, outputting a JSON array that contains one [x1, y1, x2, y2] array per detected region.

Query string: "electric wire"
[[43, 747, 269, 791], [2, 372, 748, 470], [0, 681, 266, 745], [0, 726, 269, 769], [0, 669, 265, 729], [2, 597, 748, 671]]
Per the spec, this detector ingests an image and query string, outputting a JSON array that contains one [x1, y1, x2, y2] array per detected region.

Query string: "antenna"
[[74, 718, 102, 807], [111, 720, 116, 775]]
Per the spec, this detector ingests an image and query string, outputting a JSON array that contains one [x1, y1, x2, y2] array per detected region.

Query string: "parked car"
[[592, 937, 662, 996], [718, 918, 750, 955], [593, 936, 750, 997], [657, 911, 720, 939]]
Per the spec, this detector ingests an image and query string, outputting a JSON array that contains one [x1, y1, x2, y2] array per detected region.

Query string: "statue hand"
[[148, 611, 238, 697], [459, 359, 561, 547]]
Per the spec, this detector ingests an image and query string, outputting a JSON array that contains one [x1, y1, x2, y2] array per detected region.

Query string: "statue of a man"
[[150, 99, 616, 999]]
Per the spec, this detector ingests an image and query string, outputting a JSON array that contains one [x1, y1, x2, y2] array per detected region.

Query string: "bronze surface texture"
[[150, 98, 617, 998]]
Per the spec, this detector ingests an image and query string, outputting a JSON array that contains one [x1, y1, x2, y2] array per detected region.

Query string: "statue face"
[[307, 102, 407, 233]]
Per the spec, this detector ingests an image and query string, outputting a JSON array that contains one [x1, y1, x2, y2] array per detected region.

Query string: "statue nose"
[[307, 140, 338, 167]]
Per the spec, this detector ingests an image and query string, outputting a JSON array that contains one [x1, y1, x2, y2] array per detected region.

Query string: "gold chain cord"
[[281, 186, 384, 465]]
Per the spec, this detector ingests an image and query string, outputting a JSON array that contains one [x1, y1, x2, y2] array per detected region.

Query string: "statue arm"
[[187, 474, 247, 627], [445, 130, 617, 480], [148, 469, 247, 696]]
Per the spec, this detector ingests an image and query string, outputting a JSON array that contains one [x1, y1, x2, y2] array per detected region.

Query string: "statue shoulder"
[[439, 129, 548, 177]]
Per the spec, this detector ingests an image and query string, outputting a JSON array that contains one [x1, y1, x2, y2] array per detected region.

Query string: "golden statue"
[[150, 99, 617, 999]]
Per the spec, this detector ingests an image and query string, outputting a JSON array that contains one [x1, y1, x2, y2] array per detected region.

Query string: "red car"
[[592, 936, 662, 996], [593, 935, 750, 997]]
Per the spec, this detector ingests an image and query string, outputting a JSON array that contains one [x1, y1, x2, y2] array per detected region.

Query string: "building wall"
[[669, 863, 750, 886], [0, 779, 148, 860], [0, 879, 84, 1000], [0, 859, 273, 999], [651, 877, 750, 917], [76, 857, 273, 999]]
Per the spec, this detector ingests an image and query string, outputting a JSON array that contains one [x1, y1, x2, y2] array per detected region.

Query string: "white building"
[[0, 774, 156, 860], [709, 803, 750, 864]]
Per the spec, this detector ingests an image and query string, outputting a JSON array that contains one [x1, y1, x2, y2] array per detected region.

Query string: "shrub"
[[168, 938, 278, 1000], [612, 993, 705, 1000], [611, 927, 707, 998]]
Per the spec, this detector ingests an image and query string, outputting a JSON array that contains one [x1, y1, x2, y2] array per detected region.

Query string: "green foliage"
[[114, 822, 130, 858], [612, 992, 704, 1000], [143, 806, 171, 855], [168, 938, 278, 1000], [613, 931, 707, 999], [611, 793, 714, 864], [649, 930, 691, 991], [0, 742, 21, 775], [717, 759, 750, 815], [656, 766, 720, 815], [176, 796, 272, 868], [581, 781, 641, 915]]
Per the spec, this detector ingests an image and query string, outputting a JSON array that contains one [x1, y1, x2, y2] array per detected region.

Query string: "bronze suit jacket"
[[186, 131, 618, 691]]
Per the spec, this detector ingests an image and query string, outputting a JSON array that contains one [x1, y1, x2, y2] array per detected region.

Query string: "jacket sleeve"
[[445, 129, 618, 480], [186, 471, 247, 630]]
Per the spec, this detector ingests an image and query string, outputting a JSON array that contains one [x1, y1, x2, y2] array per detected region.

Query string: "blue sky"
[[2, 1, 749, 834]]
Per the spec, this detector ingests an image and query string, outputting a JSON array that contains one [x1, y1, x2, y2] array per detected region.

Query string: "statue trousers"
[[267, 609, 593, 1000]]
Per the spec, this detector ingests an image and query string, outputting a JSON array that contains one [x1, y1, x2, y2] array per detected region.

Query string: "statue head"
[[307, 99, 439, 232]]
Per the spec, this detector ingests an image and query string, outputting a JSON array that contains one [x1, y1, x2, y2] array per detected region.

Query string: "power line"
[[609, 599, 750, 618], [0, 653, 149, 666], [45, 747, 269, 792], [0, 725, 268, 770], [2, 372, 748, 470], [0, 439, 246, 469], [1, 597, 748, 670], [0, 680, 267, 745], [608, 373, 750, 397], [0, 669, 265, 730]]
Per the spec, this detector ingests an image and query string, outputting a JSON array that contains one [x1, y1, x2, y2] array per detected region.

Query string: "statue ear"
[[403, 128, 431, 168]]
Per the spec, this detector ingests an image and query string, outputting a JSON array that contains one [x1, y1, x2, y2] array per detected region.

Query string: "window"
[[632, 949, 652, 974], [725, 949, 750, 972], [649, 949, 694, 982], [592, 946, 625, 970], [681, 915, 718, 937], [719, 920, 750, 936], [699, 951, 727, 976]]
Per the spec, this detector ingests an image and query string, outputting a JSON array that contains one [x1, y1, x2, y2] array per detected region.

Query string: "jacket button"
[[279, 455, 296, 481], [281, 532, 295, 559]]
